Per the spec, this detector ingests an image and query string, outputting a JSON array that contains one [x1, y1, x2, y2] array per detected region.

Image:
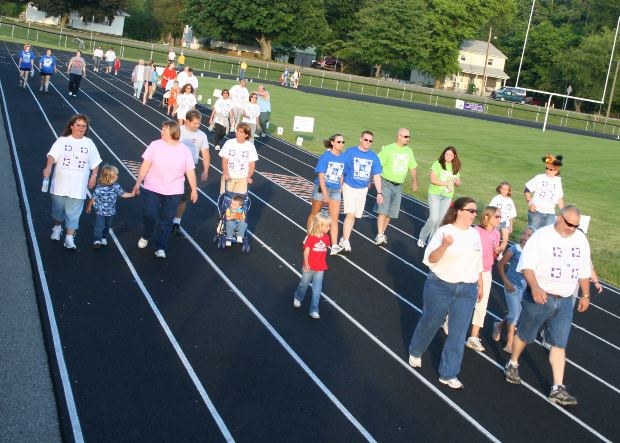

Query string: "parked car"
[[490, 86, 527, 104], [311, 56, 340, 71]]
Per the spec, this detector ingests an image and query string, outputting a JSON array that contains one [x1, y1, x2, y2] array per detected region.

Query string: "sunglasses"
[[400, 135, 410, 138], [545, 167, 558, 172], [560, 215, 579, 228], [362, 138, 374, 143], [461, 208, 478, 214], [335, 140, 345, 144]]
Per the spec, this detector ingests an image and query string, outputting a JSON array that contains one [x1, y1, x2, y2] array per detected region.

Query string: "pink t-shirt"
[[475, 225, 500, 272], [142, 139, 194, 195]]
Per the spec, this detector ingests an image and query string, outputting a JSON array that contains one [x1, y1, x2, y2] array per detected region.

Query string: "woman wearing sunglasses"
[[524, 154, 564, 230]]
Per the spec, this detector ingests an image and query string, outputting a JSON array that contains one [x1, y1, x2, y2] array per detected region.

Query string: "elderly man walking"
[[504, 205, 592, 406], [374, 128, 418, 246]]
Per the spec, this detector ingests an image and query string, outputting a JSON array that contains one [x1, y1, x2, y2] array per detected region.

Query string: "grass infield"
[[197, 76, 619, 286]]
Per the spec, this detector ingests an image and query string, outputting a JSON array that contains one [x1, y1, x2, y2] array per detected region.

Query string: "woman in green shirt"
[[417, 147, 462, 247]]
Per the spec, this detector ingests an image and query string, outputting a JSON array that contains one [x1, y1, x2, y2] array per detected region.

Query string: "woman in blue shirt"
[[18, 43, 35, 89], [38, 49, 57, 93]]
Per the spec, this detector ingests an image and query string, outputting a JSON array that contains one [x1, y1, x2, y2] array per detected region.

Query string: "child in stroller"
[[215, 191, 251, 252]]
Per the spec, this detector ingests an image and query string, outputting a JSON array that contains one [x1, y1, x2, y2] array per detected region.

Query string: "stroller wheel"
[[217, 236, 227, 249], [242, 237, 251, 252]]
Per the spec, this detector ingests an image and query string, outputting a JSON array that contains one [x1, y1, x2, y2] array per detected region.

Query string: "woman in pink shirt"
[[466, 206, 501, 352], [133, 120, 197, 258]]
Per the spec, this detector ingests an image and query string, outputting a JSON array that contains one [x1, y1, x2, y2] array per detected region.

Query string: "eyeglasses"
[[335, 140, 345, 144], [362, 138, 374, 143], [560, 215, 579, 228], [400, 135, 410, 138], [461, 208, 478, 214], [545, 167, 558, 172]]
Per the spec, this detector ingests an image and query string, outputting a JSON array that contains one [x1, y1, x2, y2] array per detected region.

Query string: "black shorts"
[[40, 72, 52, 77], [19, 67, 31, 72]]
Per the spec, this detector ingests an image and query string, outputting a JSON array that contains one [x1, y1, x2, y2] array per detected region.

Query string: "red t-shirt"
[[303, 234, 330, 271]]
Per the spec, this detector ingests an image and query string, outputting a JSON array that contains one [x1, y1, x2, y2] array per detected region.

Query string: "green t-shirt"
[[378, 143, 417, 184], [428, 160, 460, 197]]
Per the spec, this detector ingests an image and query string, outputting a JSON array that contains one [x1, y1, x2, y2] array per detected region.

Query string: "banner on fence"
[[455, 99, 485, 113]]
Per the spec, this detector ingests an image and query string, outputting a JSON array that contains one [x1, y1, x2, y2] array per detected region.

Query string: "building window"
[[460, 55, 466, 61], [487, 58, 493, 66]]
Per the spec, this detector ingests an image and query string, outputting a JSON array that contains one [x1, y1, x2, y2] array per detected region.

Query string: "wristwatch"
[[582, 294, 590, 298]]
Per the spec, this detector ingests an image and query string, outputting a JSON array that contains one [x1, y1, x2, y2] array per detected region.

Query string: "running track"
[[1, 43, 619, 443]]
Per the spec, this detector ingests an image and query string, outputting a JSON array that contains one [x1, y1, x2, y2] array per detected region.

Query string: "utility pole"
[[516, 0, 536, 87], [606, 58, 619, 121], [481, 26, 492, 96]]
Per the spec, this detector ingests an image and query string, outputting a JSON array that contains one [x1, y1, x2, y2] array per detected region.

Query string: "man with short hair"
[[168, 48, 176, 63], [504, 205, 592, 406], [230, 78, 249, 129], [176, 67, 198, 94], [336, 131, 383, 254], [172, 110, 210, 234], [104, 47, 115, 74], [374, 128, 418, 246], [256, 84, 271, 137]]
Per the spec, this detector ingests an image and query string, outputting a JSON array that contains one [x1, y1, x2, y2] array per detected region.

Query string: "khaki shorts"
[[220, 177, 248, 194], [342, 183, 369, 218]]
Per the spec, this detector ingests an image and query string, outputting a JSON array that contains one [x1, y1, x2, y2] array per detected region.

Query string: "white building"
[[25, 3, 127, 36], [410, 39, 510, 94]]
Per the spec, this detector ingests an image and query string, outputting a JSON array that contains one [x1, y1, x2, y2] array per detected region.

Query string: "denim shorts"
[[516, 291, 574, 349], [312, 184, 341, 201], [374, 177, 403, 219], [51, 194, 85, 229]]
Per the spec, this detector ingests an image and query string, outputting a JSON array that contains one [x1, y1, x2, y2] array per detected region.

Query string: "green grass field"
[[197, 76, 620, 286]]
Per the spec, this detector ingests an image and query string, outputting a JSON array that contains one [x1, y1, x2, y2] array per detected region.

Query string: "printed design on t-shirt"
[[548, 245, 583, 282], [313, 239, 328, 253], [353, 157, 373, 180], [536, 178, 558, 201], [61, 144, 89, 170], [42, 58, 54, 68], [392, 153, 411, 173], [22, 52, 32, 63], [325, 161, 344, 184], [94, 184, 123, 216], [228, 149, 250, 172]]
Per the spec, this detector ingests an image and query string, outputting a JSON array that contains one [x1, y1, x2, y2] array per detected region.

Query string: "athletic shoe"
[[68, 91, 73, 97], [338, 238, 351, 253], [439, 377, 464, 389], [310, 311, 320, 319], [466, 336, 485, 352], [504, 362, 521, 384], [549, 385, 577, 406], [44, 89, 49, 93], [236, 235, 243, 243], [214, 145, 220, 151], [329, 244, 343, 255], [293, 298, 301, 308], [39, 86, 43, 92], [417, 239, 426, 248], [155, 249, 166, 259], [225, 239, 232, 247], [172, 222, 180, 234], [502, 345, 512, 353], [100, 238, 108, 246], [374, 233, 387, 246], [63, 236, 77, 250], [408, 355, 421, 368], [50, 225, 62, 241], [492, 321, 502, 342], [137, 237, 148, 248], [93, 241, 102, 249]]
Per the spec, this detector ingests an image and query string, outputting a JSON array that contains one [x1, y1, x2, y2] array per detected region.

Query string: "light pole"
[[481, 26, 492, 96], [604, 16, 620, 120], [516, 0, 536, 87]]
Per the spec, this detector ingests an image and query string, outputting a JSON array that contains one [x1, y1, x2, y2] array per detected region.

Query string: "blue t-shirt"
[[19, 50, 35, 69], [314, 150, 345, 189], [93, 183, 124, 216], [39, 55, 57, 74], [505, 244, 525, 289], [342, 146, 382, 189]]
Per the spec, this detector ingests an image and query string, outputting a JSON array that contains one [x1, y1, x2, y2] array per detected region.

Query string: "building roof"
[[459, 62, 510, 80], [460, 39, 507, 59]]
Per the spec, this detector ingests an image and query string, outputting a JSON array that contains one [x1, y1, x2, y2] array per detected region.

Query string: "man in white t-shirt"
[[104, 48, 116, 74], [168, 49, 176, 63], [176, 67, 198, 94], [504, 205, 592, 407], [229, 78, 249, 128], [172, 110, 210, 234], [219, 123, 258, 194]]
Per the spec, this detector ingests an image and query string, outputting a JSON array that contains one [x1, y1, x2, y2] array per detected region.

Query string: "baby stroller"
[[214, 189, 251, 252]]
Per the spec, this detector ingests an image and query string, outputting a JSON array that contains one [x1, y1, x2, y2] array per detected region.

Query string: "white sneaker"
[[310, 311, 320, 319], [63, 236, 77, 250], [236, 235, 243, 243], [39, 86, 43, 92], [293, 298, 301, 308], [155, 249, 166, 259], [375, 233, 387, 246], [93, 241, 102, 249], [100, 238, 108, 246], [408, 355, 421, 368], [417, 239, 426, 248], [466, 336, 486, 352], [138, 238, 148, 248], [225, 240, 232, 247], [329, 244, 343, 255], [214, 145, 220, 151], [50, 225, 62, 241], [338, 238, 351, 252], [68, 91, 73, 97], [439, 377, 464, 389]]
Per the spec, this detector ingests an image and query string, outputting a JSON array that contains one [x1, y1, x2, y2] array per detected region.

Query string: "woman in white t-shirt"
[[524, 154, 564, 229], [219, 122, 258, 194], [209, 88, 234, 151], [242, 92, 261, 141], [175, 83, 197, 125], [408, 196, 483, 390], [42, 114, 102, 250]]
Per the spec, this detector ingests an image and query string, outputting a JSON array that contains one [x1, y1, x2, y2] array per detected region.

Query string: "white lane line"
[[110, 230, 235, 442], [0, 80, 84, 443]]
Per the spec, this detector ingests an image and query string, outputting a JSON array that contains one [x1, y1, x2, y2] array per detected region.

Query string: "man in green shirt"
[[374, 128, 418, 246]]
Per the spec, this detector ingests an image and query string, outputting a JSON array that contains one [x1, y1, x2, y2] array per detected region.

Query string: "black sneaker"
[[549, 385, 577, 406], [504, 362, 521, 384], [172, 223, 185, 237]]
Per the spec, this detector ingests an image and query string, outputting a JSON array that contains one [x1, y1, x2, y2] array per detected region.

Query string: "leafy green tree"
[[25, 0, 128, 27], [152, 0, 183, 43], [0, 2, 22, 17], [123, 0, 161, 41], [182, 0, 330, 60]]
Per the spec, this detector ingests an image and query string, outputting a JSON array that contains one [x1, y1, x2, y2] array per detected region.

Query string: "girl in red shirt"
[[293, 213, 331, 319], [113, 57, 121, 75]]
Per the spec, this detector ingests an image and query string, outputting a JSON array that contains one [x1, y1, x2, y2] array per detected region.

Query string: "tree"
[[182, 0, 330, 60], [25, 0, 128, 28], [152, 0, 183, 43]]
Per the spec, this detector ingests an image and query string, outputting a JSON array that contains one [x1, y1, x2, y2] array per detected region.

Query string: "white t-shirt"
[[180, 125, 208, 165], [93, 48, 103, 58], [213, 98, 233, 126], [517, 224, 591, 297], [489, 195, 517, 227], [48, 135, 102, 199], [219, 139, 258, 179], [242, 102, 260, 124], [104, 50, 115, 62], [525, 174, 563, 214], [168, 50, 176, 60], [176, 72, 198, 90], [423, 224, 483, 283], [229, 85, 249, 107], [176, 93, 197, 110]]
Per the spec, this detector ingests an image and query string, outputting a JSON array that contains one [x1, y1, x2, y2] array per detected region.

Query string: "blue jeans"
[[51, 195, 84, 230], [418, 194, 452, 244], [294, 270, 324, 314], [409, 272, 478, 379], [517, 291, 574, 349], [94, 214, 114, 241], [527, 211, 556, 230], [141, 188, 182, 251], [225, 220, 247, 239]]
